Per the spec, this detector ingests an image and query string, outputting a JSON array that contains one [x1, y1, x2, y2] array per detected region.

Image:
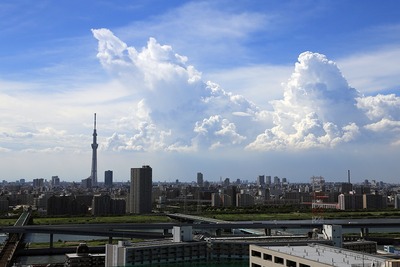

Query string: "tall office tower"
[[104, 170, 113, 187], [265, 176, 271, 185], [197, 172, 204, 187], [90, 113, 98, 187], [347, 169, 351, 183], [257, 175, 265, 187], [226, 185, 237, 207], [130, 165, 152, 214], [51, 176, 60, 187]]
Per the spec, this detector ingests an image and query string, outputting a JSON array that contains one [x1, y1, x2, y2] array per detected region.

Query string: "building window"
[[251, 250, 261, 258], [252, 264, 261, 267], [263, 253, 272, 261], [286, 259, 297, 267], [274, 256, 284, 264], [299, 264, 310, 267]]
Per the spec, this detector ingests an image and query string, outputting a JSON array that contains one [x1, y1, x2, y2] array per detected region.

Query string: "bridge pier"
[[49, 233, 54, 248], [265, 228, 271, 236], [360, 227, 369, 238], [163, 228, 169, 236], [215, 229, 222, 236]]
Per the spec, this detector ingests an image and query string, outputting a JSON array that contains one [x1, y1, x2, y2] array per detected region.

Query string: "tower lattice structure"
[[90, 113, 98, 187]]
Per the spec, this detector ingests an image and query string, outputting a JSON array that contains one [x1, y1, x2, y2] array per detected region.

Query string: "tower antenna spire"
[[90, 113, 98, 187]]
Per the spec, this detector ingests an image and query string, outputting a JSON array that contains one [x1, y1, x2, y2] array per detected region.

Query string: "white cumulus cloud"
[[92, 30, 400, 153], [92, 28, 262, 152], [247, 52, 363, 150]]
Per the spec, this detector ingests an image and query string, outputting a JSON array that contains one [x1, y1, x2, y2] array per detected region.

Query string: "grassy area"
[[31, 214, 172, 225], [0, 218, 19, 226], [26, 238, 144, 249], [0, 214, 171, 226]]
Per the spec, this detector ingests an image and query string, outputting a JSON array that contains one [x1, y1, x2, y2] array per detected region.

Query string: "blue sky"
[[1, 0, 400, 183]]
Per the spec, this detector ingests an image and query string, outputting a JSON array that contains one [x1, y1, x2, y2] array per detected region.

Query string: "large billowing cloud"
[[92, 28, 263, 152], [92, 29, 400, 152], [246, 52, 365, 150]]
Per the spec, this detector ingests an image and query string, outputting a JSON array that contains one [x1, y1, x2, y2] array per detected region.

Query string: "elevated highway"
[[167, 213, 400, 230], [0, 214, 398, 251], [0, 217, 399, 236]]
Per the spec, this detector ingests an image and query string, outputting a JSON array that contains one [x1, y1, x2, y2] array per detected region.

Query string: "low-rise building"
[[65, 243, 105, 267], [249, 244, 393, 267]]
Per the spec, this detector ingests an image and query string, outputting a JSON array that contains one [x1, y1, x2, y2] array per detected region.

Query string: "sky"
[[1, 0, 400, 184]]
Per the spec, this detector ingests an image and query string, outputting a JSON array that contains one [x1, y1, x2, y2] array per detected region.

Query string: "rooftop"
[[263, 244, 387, 267]]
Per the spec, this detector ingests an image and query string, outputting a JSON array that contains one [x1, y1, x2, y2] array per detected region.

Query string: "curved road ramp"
[[0, 210, 31, 267]]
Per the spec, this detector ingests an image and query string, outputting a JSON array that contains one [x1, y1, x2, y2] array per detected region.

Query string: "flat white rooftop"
[[263, 244, 387, 267]]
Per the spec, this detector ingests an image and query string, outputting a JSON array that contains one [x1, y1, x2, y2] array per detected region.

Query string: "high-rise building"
[[226, 185, 237, 207], [340, 182, 353, 194], [395, 194, 400, 209], [51, 176, 60, 187], [197, 172, 203, 187], [33, 178, 44, 188], [257, 175, 265, 187], [90, 113, 98, 187], [104, 170, 113, 187], [130, 165, 152, 214]]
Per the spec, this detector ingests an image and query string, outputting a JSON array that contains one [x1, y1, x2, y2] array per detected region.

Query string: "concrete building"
[[81, 177, 92, 189], [363, 193, 387, 209], [338, 193, 364, 210], [51, 176, 60, 187], [92, 194, 111, 216], [265, 176, 271, 185], [65, 243, 105, 267], [310, 176, 325, 192], [33, 178, 44, 188], [257, 175, 265, 187], [197, 172, 203, 187], [236, 192, 254, 207], [106, 227, 205, 267], [249, 244, 391, 267], [395, 194, 400, 209], [226, 185, 238, 207], [104, 170, 113, 187], [211, 192, 232, 207], [0, 197, 9, 213], [340, 182, 353, 194], [130, 165, 152, 214], [47, 195, 88, 216]]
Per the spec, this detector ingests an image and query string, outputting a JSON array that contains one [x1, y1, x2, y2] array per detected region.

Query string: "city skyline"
[[0, 1, 400, 183]]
